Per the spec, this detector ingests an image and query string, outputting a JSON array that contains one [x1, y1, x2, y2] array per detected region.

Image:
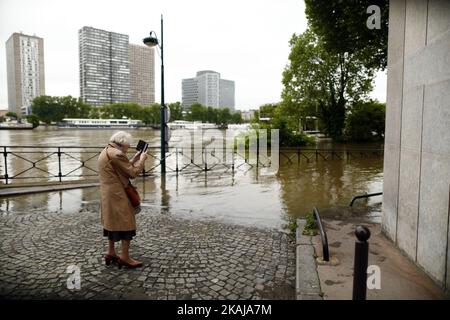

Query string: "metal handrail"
[[313, 207, 329, 262], [0, 145, 384, 185], [349, 192, 383, 207]]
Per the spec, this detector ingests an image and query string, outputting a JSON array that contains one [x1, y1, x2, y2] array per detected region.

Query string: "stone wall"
[[382, 0, 450, 291]]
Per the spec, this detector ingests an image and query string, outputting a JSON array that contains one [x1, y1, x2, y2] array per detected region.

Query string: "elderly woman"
[[98, 131, 148, 269]]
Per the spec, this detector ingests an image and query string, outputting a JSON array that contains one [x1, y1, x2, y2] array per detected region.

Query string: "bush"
[[5, 112, 17, 119], [344, 100, 385, 142], [26, 114, 40, 128]]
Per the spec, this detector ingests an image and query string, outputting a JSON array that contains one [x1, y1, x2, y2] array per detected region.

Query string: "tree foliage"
[[5, 112, 18, 119], [25, 114, 40, 128], [29, 95, 242, 126], [168, 102, 183, 121], [31, 96, 91, 124], [185, 103, 241, 125], [305, 0, 389, 70], [141, 103, 161, 125], [99, 102, 142, 119], [282, 28, 374, 140], [253, 103, 314, 147], [344, 100, 385, 142]]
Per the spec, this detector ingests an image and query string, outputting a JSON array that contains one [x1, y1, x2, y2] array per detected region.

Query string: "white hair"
[[110, 131, 132, 146]]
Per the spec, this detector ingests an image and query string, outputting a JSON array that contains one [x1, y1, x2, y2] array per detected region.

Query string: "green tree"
[[26, 114, 40, 128], [57, 96, 92, 118], [217, 108, 232, 125], [75, 99, 92, 118], [167, 102, 183, 121], [305, 0, 388, 70], [99, 102, 142, 119], [206, 107, 218, 124], [31, 96, 60, 124], [258, 103, 278, 120], [186, 103, 206, 122], [231, 112, 242, 124], [183, 103, 242, 125], [253, 103, 314, 147], [345, 100, 385, 142], [31, 95, 93, 123], [5, 112, 18, 119], [282, 28, 374, 140], [251, 110, 260, 124], [141, 103, 161, 125], [89, 107, 100, 119]]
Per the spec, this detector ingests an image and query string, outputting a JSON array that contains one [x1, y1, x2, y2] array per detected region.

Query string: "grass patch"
[[302, 211, 318, 236]]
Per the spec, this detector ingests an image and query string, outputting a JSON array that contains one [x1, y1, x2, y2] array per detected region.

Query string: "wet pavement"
[[311, 219, 448, 300], [0, 205, 296, 300]]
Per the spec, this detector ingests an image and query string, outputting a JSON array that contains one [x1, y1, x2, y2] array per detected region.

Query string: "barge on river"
[[58, 118, 142, 129]]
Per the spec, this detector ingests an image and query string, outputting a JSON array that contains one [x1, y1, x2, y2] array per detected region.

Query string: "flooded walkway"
[[0, 207, 295, 300]]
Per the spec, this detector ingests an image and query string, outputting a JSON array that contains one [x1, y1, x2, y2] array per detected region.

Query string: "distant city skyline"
[[0, 0, 387, 111]]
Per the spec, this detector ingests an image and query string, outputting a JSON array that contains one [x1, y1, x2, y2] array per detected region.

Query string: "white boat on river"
[[167, 120, 219, 130], [58, 118, 142, 129]]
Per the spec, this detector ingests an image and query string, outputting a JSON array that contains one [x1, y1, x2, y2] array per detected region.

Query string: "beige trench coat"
[[98, 143, 145, 231]]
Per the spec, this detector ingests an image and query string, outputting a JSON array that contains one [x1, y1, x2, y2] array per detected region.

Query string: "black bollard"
[[352, 225, 371, 300]]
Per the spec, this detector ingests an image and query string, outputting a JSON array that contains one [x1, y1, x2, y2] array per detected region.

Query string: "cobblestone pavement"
[[0, 206, 295, 300]]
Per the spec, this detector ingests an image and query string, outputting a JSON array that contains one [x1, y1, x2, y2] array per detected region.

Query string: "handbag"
[[124, 182, 141, 207], [105, 147, 141, 208]]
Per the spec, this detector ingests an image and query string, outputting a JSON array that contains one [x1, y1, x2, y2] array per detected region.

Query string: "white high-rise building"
[[79, 26, 130, 106], [6, 32, 45, 115], [182, 70, 235, 110]]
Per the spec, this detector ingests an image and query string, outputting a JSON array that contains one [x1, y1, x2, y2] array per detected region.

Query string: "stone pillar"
[[382, 0, 450, 291]]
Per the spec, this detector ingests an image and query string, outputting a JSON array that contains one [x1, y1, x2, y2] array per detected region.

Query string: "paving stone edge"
[[295, 218, 323, 300]]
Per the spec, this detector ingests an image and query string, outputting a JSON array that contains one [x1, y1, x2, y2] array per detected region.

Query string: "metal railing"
[[279, 148, 383, 165], [0, 145, 383, 185], [0, 145, 264, 185], [313, 207, 329, 262], [349, 192, 383, 207]]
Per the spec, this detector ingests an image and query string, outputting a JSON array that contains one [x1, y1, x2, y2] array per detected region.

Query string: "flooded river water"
[[0, 127, 383, 229]]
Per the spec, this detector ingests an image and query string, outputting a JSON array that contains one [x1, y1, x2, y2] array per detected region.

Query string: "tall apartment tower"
[[182, 70, 235, 110], [79, 26, 130, 106], [6, 32, 45, 115], [129, 44, 155, 106]]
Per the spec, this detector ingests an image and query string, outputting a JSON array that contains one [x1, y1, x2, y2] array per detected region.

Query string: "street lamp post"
[[143, 15, 167, 174]]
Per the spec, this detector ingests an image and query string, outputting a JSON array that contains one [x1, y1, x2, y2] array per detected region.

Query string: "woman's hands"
[[129, 151, 140, 164], [140, 151, 148, 161]]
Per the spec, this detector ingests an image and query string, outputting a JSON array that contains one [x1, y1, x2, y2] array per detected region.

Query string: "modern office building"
[[182, 70, 235, 110], [6, 32, 45, 115], [219, 79, 235, 111], [181, 78, 198, 109], [79, 26, 130, 106], [129, 44, 155, 106]]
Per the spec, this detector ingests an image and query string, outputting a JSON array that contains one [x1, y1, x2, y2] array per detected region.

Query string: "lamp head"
[[143, 31, 159, 47]]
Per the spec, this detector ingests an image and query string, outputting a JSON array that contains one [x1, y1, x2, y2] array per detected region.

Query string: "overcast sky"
[[0, 0, 386, 111]]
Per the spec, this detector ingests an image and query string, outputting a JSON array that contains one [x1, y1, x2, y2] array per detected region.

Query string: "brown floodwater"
[[0, 126, 383, 230]]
